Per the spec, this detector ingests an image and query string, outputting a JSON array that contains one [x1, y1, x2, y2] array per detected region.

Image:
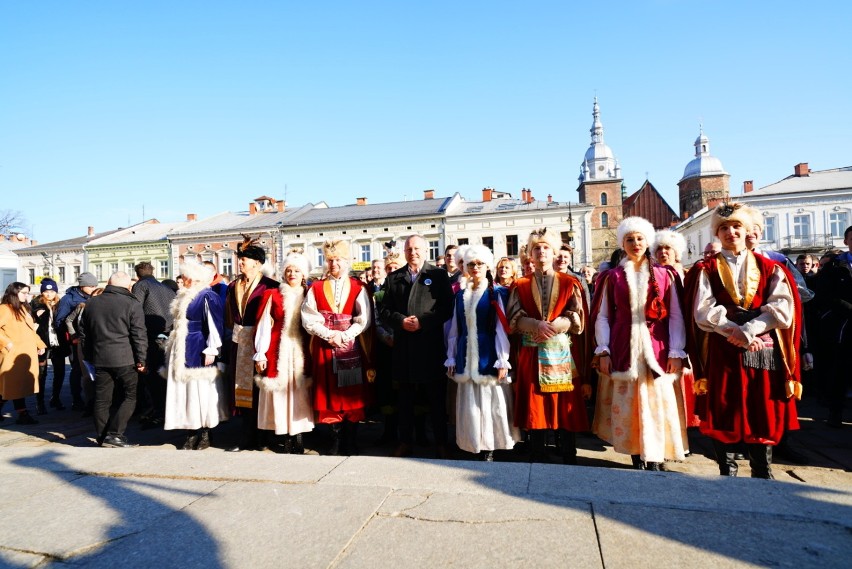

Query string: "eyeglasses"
[[467, 261, 486, 268]]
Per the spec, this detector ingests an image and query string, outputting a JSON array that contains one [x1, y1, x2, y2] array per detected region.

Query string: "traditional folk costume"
[[253, 252, 314, 450], [592, 218, 689, 469], [225, 236, 279, 450], [684, 203, 801, 478], [163, 261, 227, 449], [445, 246, 519, 456], [301, 240, 374, 454], [507, 228, 589, 463]]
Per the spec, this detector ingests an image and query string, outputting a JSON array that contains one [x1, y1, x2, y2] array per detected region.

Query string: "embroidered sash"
[[322, 312, 363, 387], [522, 332, 575, 392]]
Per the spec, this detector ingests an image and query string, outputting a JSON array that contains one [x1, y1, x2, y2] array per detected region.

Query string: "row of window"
[[762, 211, 849, 242]]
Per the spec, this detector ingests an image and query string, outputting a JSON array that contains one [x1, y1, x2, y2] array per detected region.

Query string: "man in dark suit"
[[379, 235, 453, 458]]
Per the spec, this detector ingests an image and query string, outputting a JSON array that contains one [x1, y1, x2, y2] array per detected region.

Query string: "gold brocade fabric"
[[716, 250, 760, 309]]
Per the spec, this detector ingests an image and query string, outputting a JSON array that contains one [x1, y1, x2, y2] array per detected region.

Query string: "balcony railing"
[[780, 234, 834, 250]]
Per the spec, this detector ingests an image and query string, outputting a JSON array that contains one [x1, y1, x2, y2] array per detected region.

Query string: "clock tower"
[[677, 128, 730, 218]]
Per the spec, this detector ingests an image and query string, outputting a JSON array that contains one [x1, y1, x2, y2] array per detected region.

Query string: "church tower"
[[577, 97, 623, 263], [677, 128, 730, 218]]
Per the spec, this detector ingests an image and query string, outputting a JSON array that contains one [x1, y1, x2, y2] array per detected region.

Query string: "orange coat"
[[0, 304, 46, 400]]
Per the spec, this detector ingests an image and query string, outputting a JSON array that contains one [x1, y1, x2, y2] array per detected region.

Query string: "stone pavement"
[[0, 395, 850, 568]]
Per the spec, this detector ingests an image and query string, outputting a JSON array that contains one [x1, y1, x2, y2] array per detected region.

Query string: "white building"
[[445, 188, 594, 268]]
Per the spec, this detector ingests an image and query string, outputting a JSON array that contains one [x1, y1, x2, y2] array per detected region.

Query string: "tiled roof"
[[743, 166, 852, 196], [14, 229, 123, 253], [287, 196, 455, 226]]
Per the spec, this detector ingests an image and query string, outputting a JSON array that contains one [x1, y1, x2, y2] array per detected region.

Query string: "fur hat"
[[463, 244, 495, 272], [237, 234, 266, 264], [653, 229, 686, 262], [322, 239, 349, 261], [744, 205, 764, 230], [616, 216, 656, 248], [526, 227, 562, 253], [710, 202, 754, 235], [454, 245, 470, 274], [383, 240, 402, 266], [40, 278, 58, 293], [282, 249, 310, 277], [179, 259, 214, 286]]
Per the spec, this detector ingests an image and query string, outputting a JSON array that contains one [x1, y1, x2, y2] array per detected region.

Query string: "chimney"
[[423, 189, 434, 200], [520, 189, 527, 202], [276, 200, 286, 212], [794, 162, 809, 177], [482, 188, 492, 202], [88, 226, 95, 237], [249, 202, 258, 215], [743, 181, 754, 193], [547, 194, 553, 204], [707, 198, 721, 209], [682, 211, 689, 219], [186, 213, 197, 221], [526, 190, 534, 203], [356, 197, 367, 206]]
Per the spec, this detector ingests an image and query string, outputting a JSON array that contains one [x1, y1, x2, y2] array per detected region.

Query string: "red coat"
[[683, 253, 801, 445], [512, 273, 589, 432]]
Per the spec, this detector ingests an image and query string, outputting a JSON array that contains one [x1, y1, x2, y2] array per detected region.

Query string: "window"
[[316, 248, 325, 268], [428, 240, 440, 261], [792, 214, 810, 238], [73, 265, 80, 281], [601, 192, 608, 206], [601, 212, 609, 227], [125, 262, 134, 275], [58, 266, 66, 284], [506, 235, 518, 257], [457, 238, 469, 246], [482, 236, 494, 252], [220, 257, 233, 278], [159, 260, 169, 279], [110, 262, 119, 275], [829, 212, 849, 238], [28, 268, 35, 284], [95, 264, 103, 281], [762, 217, 776, 243], [360, 244, 371, 262], [561, 231, 571, 245]]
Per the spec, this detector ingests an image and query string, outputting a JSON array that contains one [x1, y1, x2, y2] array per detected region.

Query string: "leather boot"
[[631, 455, 646, 470], [529, 430, 550, 463], [712, 439, 738, 476], [481, 450, 494, 462], [747, 443, 774, 479], [346, 421, 360, 456], [559, 430, 578, 465], [181, 431, 198, 450], [329, 424, 342, 456], [290, 433, 304, 454], [195, 428, 210, 450]]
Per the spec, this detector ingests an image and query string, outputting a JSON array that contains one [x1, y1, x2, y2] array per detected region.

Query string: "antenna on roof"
[[284, 184, 288, 203]]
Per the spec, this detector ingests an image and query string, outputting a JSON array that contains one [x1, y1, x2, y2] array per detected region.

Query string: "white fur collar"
[[453, 281, 499, 386], [163, 284, 220, 384]]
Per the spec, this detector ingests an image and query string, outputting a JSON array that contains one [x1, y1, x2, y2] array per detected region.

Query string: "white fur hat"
[[743, 205, 763, 230], [710, 202, 754, 235], [616, 216, 656, 248], [454, 245, 470, 274], [653, 229, 686, 261], [179, 259, 214, 286], [463, 244, 495, 272], [282, 251, 310, 277], [526, 227, 562, 252]]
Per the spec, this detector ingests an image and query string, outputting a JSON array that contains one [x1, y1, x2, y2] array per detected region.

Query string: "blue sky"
[[2, 1, 849, 243]]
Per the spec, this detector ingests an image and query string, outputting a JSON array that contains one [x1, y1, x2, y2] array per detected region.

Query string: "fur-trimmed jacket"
[[253, 284, 312, 392], [163, 284, 224, 383]]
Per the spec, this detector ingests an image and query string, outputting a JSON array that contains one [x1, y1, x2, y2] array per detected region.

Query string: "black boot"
[[181, 431, 198, 450], [631, 455, 646, 470], [529, 430, 550, 463], [480, 450, 494, 462], [37, 368, 48, 414], [346, 421, 360, 456], [329, 423, 342, 456], [195, 428, 210, 450], [747, 443, 774, 479], [645, 461, 664, 471], [559, 430, 578, 465], [290, 433, 304, 454], [712, 439, 738, 476]]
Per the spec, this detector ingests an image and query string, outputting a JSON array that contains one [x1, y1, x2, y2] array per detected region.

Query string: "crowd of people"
[[1, 201, 850, 479]]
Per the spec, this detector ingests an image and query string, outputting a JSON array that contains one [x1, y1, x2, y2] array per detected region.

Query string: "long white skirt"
[[455, 380, 519, 454], [257, 383, 314, 436], [164, 371, 229, 431]]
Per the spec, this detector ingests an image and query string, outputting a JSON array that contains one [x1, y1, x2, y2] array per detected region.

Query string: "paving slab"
[[62, 482, 391, 569], [593, 502, 851, 569], [0, 473, 224, 560], [320, 456, 531, 495], [0, 549, 48, 569]]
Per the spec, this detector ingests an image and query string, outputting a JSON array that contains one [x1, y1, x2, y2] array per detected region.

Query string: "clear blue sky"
[[2, 1, 849, 244]]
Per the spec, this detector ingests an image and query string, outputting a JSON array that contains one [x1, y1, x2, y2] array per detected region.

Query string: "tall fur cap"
[[526, 227, 562, 252], [282, 251, 310, 276], [710, 202, 755, 235], [179, 259, 214, 285], [616, 216, 656, 248], [463, 244, 495, 271], [653, 229, 686, 261]]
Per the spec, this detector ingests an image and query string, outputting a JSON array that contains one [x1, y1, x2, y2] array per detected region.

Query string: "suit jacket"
[[378, 262, 453, 384], [814, 254, 852, 344]]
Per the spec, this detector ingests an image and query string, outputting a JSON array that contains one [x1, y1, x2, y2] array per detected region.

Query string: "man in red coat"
[[301, 239, 374, 455], [507, 227, 589, 464], [683, 203, 802, 479]]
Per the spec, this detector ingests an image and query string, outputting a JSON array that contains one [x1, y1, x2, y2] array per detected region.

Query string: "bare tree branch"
[[0, 209, 27, 236]]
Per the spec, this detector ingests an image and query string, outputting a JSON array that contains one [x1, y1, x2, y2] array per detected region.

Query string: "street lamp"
[[567, 202, 576, 268]]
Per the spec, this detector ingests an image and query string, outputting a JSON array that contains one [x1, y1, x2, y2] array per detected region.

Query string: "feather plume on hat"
[[526, 227, 562, 252], [710, 202, 754, 235], [322, 239, 350, 261], [236, 233, 266, 263]]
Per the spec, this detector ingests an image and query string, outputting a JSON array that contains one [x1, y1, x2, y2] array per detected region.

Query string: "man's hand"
[[747, 336, 766, 352], [532, 320, 557, 343], [135, 362, 146, 373], [726, 327, 750, 348], [402, 315, 421, 332]]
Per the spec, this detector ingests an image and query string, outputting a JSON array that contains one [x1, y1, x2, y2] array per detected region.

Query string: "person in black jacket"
[[54, 272, 98, 410], [80, 272, 148, 448], [31, 278, 65, 414], [132, 261, 176, 427], [379, 235, 453, 458]]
